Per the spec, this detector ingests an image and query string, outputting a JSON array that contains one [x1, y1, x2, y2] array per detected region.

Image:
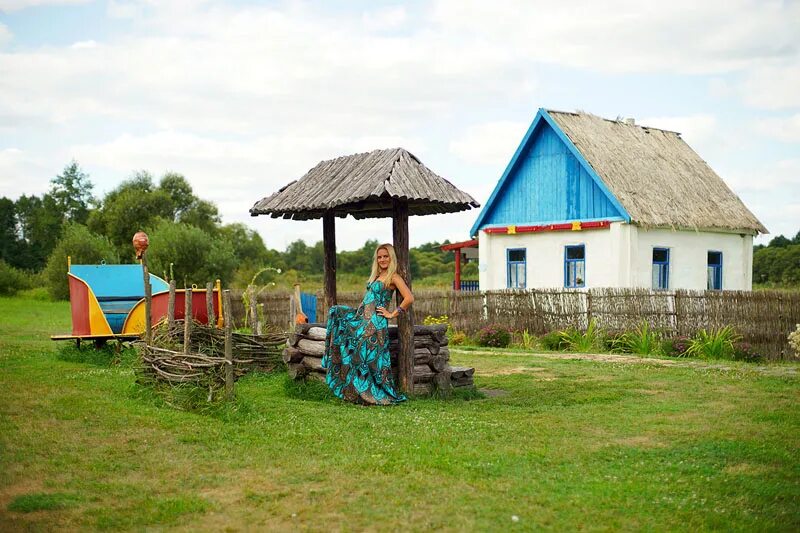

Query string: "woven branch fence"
[[230, 288, 800, 360]]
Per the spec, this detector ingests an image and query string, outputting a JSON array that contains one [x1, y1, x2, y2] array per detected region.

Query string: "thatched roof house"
[[472, 110, 766, 236], [548, 111, 766, 234], [250, 147, 478, 221], [471, 108, 766, 292]]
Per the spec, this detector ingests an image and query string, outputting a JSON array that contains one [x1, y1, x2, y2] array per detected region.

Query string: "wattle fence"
[[230, 287, 800, 360]]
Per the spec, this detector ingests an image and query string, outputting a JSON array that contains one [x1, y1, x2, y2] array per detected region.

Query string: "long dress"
[[321, 280, 407, 405]]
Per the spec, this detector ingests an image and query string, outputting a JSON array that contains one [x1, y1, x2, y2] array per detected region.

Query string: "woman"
[[321, 243, 414, 405]]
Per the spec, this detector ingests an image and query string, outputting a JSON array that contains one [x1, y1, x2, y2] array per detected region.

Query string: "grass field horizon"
[[1, 295, 798, 531]]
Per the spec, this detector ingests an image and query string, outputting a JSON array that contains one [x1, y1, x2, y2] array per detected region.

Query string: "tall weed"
[[611, 322, 662, 355], [559, 320, 602, 353], [686, 326, 742, 359]]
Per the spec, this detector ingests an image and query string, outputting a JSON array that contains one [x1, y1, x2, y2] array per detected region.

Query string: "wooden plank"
[[323, 211, 337, 308], [223, 290, 234, 399], [183, 287, 192, 354], [392, 199, 414, 395], [206, 282, 214, 328], [167, 280, 176, 330]]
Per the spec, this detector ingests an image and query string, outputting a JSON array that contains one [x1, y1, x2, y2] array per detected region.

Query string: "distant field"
[[1, 296, 799, 531]]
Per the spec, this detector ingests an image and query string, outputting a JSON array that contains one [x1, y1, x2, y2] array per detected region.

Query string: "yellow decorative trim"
[[571, 221, 582, 231], [507, 225, 516, 235]]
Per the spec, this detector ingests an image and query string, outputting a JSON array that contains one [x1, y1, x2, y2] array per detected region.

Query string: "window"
[[652, 248, 669, 290], [506, 248, 526, 289], [707, 251, 722, 290], [564, 245, 585, 288]]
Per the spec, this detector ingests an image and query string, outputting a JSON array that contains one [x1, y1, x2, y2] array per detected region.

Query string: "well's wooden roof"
[[250, 148, 479, 220]]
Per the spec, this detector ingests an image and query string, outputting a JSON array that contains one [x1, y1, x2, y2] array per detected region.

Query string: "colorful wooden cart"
[[52, 259, 222, 346]]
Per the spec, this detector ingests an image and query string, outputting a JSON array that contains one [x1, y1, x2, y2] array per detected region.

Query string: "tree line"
[[753, 231, 800, 287], [0, 162, 465, 298]]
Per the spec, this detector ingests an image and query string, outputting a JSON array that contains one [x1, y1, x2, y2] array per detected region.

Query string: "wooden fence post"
[[586, 290, 593, 328], [223, 290, 234, 400], [184, 287, 192, 354], [206, 282, 214, 328], [249, 286, 260, 335], [141, 253, 152, 345], [167, 280, 176, 330]]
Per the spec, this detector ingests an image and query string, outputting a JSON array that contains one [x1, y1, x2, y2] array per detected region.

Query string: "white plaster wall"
[[478, 225, 629, 290], [634, 228, 754, 290], [478, 224, 755, 291]]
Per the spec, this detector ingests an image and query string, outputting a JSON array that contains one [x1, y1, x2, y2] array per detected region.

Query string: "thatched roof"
[[547, 110, 767, 234], [250, 148, 478, 221]]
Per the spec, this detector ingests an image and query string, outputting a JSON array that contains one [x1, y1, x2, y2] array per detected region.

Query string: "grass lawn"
[[1, 296, 799, 531]]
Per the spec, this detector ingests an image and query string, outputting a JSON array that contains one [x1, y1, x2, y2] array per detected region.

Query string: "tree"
[[768, 235, 792, 248], [50, 161, 95, 224], [159, 172, 194, 216], [0, 198, 21, 267], [14, 194, 64, 270], [145, 220, 237, 286], [43, 223, 119, 300]]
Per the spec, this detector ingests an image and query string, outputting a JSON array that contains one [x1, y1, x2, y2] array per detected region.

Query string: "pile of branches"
[[139, 320, 286, 388]]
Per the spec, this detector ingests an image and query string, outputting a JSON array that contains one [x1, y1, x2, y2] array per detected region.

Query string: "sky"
[[1, 0, 798, 251]]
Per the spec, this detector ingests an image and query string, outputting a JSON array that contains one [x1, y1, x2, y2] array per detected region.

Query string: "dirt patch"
[[454, 349, 800, 377], [478, 388, 509, 398]]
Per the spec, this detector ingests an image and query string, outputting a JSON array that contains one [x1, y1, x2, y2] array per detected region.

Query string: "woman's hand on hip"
[[376, 306, 395, 319]]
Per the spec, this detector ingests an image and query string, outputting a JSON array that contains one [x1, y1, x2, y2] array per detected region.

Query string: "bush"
[[732, 341, 764, 363], [685, 326, 742, 360], [477, 324, 512, 348], [43, 223, 119, 300], [146, 220, 237, 286], [540, 330, 566, 350], [0, 260, 33, 296], [559, 319, 603, 353], [610, 322, 662, 355], [449, 331, 467, 345], [662, 336, 691, 357], [789, 324, 800, 358]]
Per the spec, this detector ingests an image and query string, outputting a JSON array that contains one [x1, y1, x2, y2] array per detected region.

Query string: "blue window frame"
[[564, 245, 585, 288], [707, 251, 722, 290], [506, 248, 526, 289], [652, 248, 669, 290]]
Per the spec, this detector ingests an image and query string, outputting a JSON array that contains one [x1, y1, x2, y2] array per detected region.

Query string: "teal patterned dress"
[[322, 280, 407, 405]]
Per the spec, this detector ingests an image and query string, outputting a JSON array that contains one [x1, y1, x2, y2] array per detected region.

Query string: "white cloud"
[[0, 0, 88, 11], [755, 114, 800, 143], [0, 148, 52, 198], [449, 121, 529, 167], [740, 65, 800, 110], [430, 0, 800, 75], [639, 115, 718, 146]]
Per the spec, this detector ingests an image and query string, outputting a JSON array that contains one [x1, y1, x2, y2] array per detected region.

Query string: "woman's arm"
[[390, 273, 414, 318], [376, 274, 415, 319]]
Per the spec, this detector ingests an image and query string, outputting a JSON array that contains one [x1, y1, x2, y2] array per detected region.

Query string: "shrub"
[[0, 260, 32, 296], [685, 326, 742, 360], [789, 324, 800, 358], [477, 324, 512, 348], [423, 314, 450, 327], [559, 319, 603, 353], [449, 331, 467, 346], [519, 328, 536, 350], [611, 322, 662, 355], [540, 331, 566, 351], [662, 336, 691, 357], [43, 223, 119, 300], [732, 341, 763, 363]]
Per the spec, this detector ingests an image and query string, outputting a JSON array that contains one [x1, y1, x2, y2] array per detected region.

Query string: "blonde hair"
[[368, 243, 398, 285]]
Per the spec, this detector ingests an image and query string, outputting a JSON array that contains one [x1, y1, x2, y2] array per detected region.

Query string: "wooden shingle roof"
[[250, 148, 478, 221]]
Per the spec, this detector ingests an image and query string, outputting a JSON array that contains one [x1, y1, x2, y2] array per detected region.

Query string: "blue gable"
[[470, 109, 630, 236]]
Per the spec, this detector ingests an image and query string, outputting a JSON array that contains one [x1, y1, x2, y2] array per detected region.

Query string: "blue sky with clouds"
[[1, 0, 798, 250]]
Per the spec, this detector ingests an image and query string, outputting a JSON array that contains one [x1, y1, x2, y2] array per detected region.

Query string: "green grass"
[[1, 295, 799, 531]]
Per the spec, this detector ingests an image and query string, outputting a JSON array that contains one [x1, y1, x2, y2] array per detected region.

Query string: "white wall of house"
[[478, 223, 754, 291], [634, 227, 753, 291]]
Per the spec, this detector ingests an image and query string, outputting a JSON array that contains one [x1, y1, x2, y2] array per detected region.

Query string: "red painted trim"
[[454, 249, 462, 290], [483, 220, 612, 234], [440, 239, 479, 251], [68, 275, 91, 336]]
